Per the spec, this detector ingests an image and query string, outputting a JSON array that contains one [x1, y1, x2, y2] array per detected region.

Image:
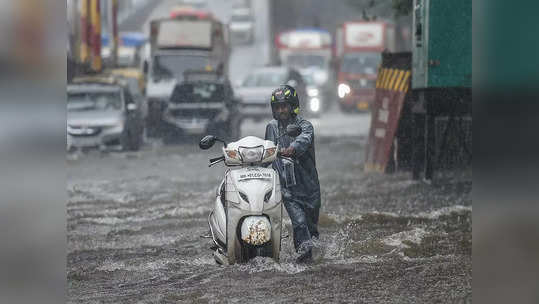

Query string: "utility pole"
[[90, 0, 102, 72], [80, 0, 90, 65]]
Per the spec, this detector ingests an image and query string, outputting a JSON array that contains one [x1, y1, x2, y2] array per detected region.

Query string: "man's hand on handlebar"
[[280, 146, 295, 157]]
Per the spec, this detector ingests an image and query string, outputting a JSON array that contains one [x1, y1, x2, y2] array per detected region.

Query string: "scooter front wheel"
[[239, 242, 273, 263]]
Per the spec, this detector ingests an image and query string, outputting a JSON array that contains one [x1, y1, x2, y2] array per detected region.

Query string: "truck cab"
[[335, 21, 395, 112], [275, 28, 334, 110], [145, 14, 229, 137]]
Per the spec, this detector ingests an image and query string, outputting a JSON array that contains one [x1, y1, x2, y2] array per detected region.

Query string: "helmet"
[[270, 84, 300, 120]]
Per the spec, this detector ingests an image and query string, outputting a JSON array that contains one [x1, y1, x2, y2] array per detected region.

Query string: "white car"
[[235, 66, 306, 121], [67, 80, 144, 151], [229, 8, 255, 45]]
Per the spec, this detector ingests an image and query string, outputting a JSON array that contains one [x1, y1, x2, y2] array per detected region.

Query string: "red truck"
[[335, 21, 396, 112]]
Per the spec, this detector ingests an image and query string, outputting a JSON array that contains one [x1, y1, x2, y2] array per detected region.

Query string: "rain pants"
[[265, 115, 321, 253]]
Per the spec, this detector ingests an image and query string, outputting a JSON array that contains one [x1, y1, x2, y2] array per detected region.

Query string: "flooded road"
[[67, 109, 471, 303]]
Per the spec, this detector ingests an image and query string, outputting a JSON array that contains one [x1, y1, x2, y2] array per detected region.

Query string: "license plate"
[[68, 136, 100, 147], [357, 101, 369, 110], [238, 172, 272, 181]]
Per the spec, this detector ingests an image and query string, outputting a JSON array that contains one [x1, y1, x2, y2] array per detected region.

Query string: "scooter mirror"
[[199, 135, 216, 150], [286, 124, 302, 137]]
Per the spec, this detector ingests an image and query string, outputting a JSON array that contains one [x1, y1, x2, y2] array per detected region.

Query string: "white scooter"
[[199, 125, 301, 265]]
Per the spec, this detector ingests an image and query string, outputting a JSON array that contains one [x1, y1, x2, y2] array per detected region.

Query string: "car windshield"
[[171, 82, 224, 103], [287, 54, 326, 69], [67, 90, 123, 112], [340, 52, 381, 74], [242, 71, 286, 87], [231, 15, 251, 22], [152, 55, 209, 82]]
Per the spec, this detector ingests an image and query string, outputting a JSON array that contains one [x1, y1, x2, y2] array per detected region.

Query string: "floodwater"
[[67, 114, 471, 303]]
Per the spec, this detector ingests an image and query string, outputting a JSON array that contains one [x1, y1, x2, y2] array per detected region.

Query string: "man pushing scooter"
[[265, 85, 321, 263]]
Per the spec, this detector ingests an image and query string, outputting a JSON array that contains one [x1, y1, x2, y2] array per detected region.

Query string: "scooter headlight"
[[239, 146, 264, 163], [240, 216, 272, 245], [310, 98, 320, 112]]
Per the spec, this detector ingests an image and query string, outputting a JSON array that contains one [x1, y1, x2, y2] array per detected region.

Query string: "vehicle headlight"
[[239, 146, 264, 163], [338, 83, 351, 98], [226, 149, 240, 160], [240, 216, 272, 245], [307, 88, 319, 97], [310, 98, 320, 112]]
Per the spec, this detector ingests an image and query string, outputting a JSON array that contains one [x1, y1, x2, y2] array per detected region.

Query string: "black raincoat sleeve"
[[289, 120, 314, 157]]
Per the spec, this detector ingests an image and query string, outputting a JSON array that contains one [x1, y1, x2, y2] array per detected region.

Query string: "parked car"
[[67, 76, 144, 151], [162, 70, 241, 142], [108, 68, 148, 122], [229, 7, 255, 45], [235, 66, 306, 121]]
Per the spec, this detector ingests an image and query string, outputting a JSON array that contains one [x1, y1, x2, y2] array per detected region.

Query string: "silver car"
[[235, 66, 306, 121], [67, 82, 144, 151]]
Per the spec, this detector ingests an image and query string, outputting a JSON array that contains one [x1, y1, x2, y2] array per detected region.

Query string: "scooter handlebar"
[[210, 156, 225, 163]]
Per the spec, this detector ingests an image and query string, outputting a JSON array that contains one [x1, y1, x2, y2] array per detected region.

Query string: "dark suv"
[[162, 70, 241, 142]]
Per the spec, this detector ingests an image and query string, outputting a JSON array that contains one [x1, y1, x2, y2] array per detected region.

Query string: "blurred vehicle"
[[108, 68, 148, 123], [163, 70, 240, 142], [146, 14, 230, 137], [335, 21, 396, 111], [229, 7, 255, 45], [67, 76, 144, 151], [101, 32, 148, 68], [169, 5, 212, 19], [300, 68, 325, 117], [275, 29, 334, 108], [235, 66, 306, 121]]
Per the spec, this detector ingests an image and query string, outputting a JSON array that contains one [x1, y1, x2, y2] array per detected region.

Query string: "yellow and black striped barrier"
[[376, 68, 411, 92]]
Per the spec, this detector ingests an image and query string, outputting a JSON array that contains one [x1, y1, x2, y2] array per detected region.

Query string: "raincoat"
[[265, 115, 321, 253]]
